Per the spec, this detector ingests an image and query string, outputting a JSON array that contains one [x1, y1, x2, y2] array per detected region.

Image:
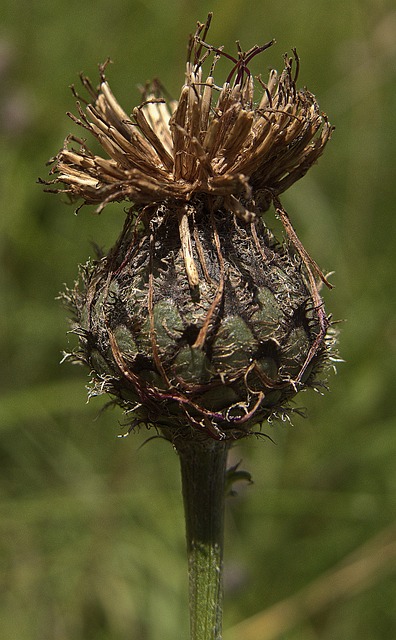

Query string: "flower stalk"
[[173, 436, 229, 640]]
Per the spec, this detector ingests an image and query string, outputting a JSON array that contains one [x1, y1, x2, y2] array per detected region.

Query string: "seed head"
[[47, 15, 336, 441]]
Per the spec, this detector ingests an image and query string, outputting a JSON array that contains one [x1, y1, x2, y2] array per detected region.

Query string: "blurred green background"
[[1, 0, 396, 638]]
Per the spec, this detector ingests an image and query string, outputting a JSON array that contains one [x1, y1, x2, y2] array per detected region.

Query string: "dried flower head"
[[46, 15, 335, 441], [45, 16, 332, 222]]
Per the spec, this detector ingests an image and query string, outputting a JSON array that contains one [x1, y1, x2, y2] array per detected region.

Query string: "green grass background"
[[1, 0, 396, 638]]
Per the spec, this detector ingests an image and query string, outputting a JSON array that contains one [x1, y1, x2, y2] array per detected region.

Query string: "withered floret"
[[45, 20, 332, 219]]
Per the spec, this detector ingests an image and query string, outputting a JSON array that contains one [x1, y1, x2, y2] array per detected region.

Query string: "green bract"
[[66, 203, 330, 440]]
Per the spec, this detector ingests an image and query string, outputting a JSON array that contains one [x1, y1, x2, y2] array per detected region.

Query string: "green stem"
[[175, 437, 229, 640]]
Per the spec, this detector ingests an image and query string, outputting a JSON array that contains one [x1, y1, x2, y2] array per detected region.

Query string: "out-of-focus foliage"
[[1, 1, 396, 638]]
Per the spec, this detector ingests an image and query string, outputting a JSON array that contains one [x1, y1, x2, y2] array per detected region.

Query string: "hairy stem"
[[175, 437, 229, 640]]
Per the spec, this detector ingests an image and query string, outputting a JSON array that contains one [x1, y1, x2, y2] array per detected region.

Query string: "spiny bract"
[[64, 204, 331, 440]]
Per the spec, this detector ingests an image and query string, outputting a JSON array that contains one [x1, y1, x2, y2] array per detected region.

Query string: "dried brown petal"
[[44, 19, 333, 221]]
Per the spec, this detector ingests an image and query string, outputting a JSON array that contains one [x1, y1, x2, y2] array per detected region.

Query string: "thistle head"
[[47, 15, 336, 442]]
